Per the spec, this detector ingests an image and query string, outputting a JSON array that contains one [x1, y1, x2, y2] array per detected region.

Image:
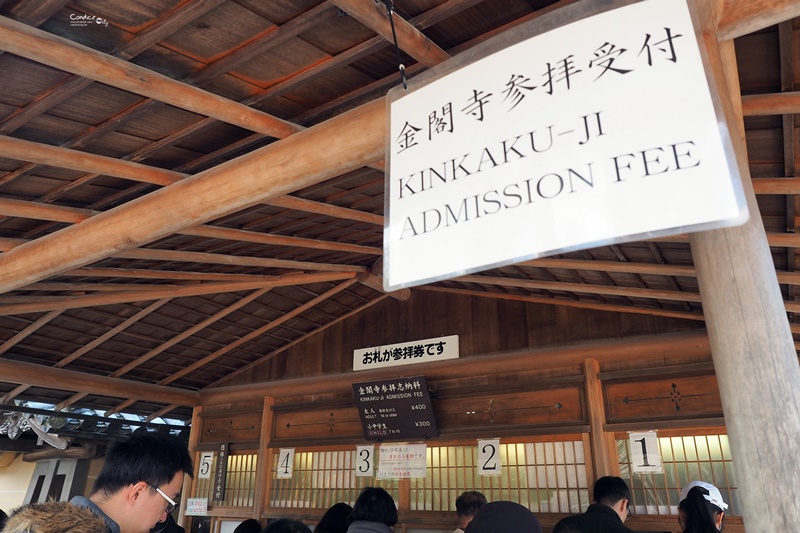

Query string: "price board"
[[353, 376, 438, 441]]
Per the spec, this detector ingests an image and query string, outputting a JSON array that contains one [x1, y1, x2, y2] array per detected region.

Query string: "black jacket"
[[552, 503, 632, 533]]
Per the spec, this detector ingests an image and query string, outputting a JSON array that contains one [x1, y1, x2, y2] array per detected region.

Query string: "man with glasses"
[[552, 476, 633, 533], [70, 431, 194, 533]]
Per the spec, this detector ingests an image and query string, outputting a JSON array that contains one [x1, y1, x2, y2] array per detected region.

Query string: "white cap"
[[679, 481, 728, 510]]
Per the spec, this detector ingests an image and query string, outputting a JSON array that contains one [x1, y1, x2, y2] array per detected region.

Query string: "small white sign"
[[478, 439, 502, 476], [354, 335, 458, 371], [629, 431, 663, 473], [185, 498, 208, 516], [356, 445, 374, 477], [276, 448, 295, 479], [377, 443, 427, 479], [198, 452, 214, 479], [384, 0, 748, 290]]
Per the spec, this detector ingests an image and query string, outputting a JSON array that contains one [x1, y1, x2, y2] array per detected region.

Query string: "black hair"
[[347, 487, 398, 527], [0, 508, 7, 530], [314, 502, 352, 533], [264, 519, 312, 533], [679, 486, 723, 533], [455, 491, 487, 518], [93, 432, 194, 496], [592, 476, 631, 506], [233, 519, 263, 533]]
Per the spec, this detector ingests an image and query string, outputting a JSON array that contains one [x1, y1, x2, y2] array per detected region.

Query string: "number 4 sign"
[[277, 448, 295, 479], [478, 439, 502, 476], [629, 431, 663, 474]]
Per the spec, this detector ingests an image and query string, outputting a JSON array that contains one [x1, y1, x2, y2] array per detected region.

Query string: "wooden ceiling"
[[0, 0, 798, 433]]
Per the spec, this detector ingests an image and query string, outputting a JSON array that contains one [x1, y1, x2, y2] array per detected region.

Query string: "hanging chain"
[[378, 0, 407, 90]]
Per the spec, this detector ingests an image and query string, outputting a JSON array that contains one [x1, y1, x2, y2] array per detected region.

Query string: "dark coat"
[[2, 501, 108, 533], [552, 504, 632, 533]]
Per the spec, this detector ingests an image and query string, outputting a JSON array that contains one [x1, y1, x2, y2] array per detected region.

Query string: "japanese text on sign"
[[377, 443, 427, 479], [384, 0, 747, 290], [353, 335, 458, 371]]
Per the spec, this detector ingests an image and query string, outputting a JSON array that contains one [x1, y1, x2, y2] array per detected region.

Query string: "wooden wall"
[[223, 291, 704, 386]]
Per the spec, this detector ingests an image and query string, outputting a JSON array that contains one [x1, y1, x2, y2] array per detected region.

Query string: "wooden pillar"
[[255, 396, 275, 520], [180, 405, 204, 527], [583, 359, 619, 479], [689, 7, 800, 530]]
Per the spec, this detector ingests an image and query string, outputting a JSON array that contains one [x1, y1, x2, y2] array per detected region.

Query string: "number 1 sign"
[[628, 431, 663, 474]]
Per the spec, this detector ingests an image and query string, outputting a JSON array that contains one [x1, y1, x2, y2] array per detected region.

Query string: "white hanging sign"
[[384, 0, 748, 290], [478, 439, 502, 476], [629, 431, 663, 473], [198, 452, 214, 479], [377, 443, 427, 479], [356, 445, 375, 477], [276, 448, 295, 479]]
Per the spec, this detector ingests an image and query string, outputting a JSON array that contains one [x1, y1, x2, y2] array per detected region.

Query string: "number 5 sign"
[[629, 431, 663, 473], [198, 452, 214, 479], [478, 439, 502, 476]]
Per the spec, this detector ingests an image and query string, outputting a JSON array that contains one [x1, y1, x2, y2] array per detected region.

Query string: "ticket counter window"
[[617, 433, 740, 517]]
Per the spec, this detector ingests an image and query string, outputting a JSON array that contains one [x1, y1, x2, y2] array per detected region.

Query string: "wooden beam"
[[0, 135, 181, 186], [0, 358, 199, 406], [456, 274, 702, 302], [717, 0, 800, 41], [201, 329, 712, 402], [420, 285, 705, 322], [0, 98, 384, 294], [742, 91, 800, 116], [329, 0, 450, 68], [0, 191, 382, 256], [0, 16, 301, 139], [0, 272, 357, 316]]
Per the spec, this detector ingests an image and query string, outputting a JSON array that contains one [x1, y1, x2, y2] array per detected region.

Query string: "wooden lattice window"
[[193, 451, 258, 507], [409, 439, 589, 513], [269, 449, 398, 509], [617, 433, 739, 516]]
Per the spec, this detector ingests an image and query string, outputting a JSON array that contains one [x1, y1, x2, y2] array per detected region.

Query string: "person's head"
[[464, 501, 541, 533], [348, 487, 398, 527], [455, 491, 487, 529], [91, 432, 194, 533], [678, 481, 727, 533], [264, 519, 312, 533], [0, 508, 8, 530], [592, 476, 631, 524], [314, 503, 352, 533], [233, 519, 262, 533]]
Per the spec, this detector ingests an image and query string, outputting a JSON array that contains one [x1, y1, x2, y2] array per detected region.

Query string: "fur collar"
[[4, 500, 108, 533]]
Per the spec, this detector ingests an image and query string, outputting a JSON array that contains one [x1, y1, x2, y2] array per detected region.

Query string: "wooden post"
[[689, 4, 800, 529], [180, 405, 204, 528], [254, 396, 274, 520], [583, 359, 619, 479]]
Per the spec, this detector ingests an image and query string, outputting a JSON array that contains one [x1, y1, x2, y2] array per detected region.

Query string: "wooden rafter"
[[55, 288, 272, 411], [0, 16, 301, 138], [329, 0, 450, 68]]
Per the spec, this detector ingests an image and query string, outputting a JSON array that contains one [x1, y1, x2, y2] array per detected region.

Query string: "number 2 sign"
[[478, 439, 502, 476], [629, 431, 663, 473]]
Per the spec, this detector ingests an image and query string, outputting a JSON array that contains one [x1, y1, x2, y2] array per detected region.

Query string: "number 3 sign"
[[478, 439, 502, 476], [629, 431, 663, 473]]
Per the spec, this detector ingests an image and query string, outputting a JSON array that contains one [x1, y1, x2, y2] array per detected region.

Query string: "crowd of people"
[[0, 432, 729, 533]]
